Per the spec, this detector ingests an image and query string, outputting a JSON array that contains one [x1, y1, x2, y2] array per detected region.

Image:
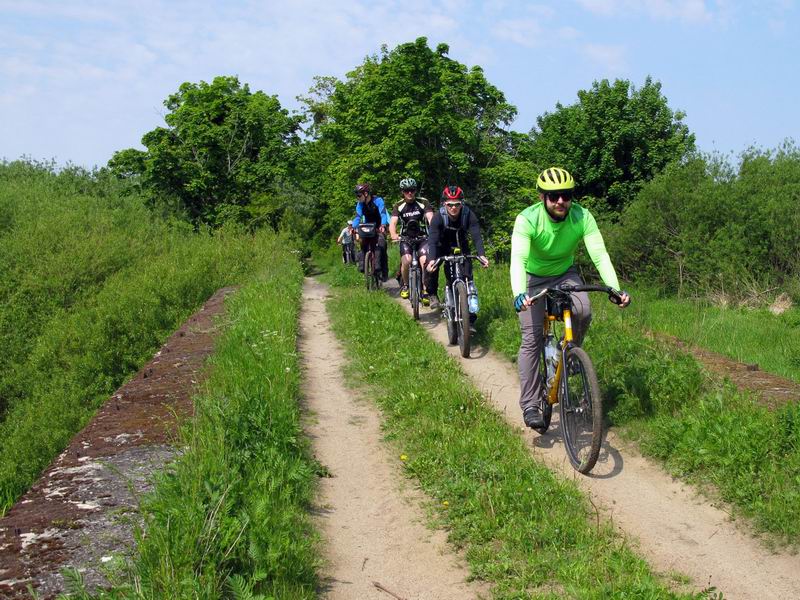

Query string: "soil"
[[0, 287, 237, 599], [300, 278, 488, 600], [388, 281, 800, 600], [648, 331, 800, 409]]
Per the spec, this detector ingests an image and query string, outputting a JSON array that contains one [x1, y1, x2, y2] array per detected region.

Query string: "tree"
[[299, 38, 520, 233], [529, 77, 695, 212], [109, 76, 300, 225]]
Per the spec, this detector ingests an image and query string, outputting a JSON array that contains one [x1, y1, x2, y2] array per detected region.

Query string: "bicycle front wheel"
[[455, 280, 470, 358], [409, 267, 420, 320], [559, 346, 603, 473], [365, 250, 377, 291]]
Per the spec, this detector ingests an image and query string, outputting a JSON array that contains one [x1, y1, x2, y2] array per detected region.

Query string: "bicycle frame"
[[535, 284, 622, 405]]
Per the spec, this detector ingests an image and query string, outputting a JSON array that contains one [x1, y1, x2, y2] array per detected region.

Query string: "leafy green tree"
[[300, 37, 519, 233], [529, 77, 695, 212], [109, 76, 300, 225]]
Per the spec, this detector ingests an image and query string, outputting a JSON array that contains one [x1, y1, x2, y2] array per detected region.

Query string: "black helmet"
[[354, 183, 371, 196]]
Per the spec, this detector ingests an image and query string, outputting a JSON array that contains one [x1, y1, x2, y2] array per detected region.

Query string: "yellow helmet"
[[536, 167, 575, 191]]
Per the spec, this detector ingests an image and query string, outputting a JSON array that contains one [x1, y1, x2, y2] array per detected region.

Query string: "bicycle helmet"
[[441, 185, 464, 201], [354, 183, 371, 196], [399, 177, 417, 191], [536, 167, 575, 191]]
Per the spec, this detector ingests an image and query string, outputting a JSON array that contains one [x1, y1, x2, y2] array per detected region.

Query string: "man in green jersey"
[[511, 167, 630, 430]]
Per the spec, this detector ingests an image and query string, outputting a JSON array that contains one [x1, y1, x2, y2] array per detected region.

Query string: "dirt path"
[[388, 282, 800, 600], [300, 278, 487, 600]]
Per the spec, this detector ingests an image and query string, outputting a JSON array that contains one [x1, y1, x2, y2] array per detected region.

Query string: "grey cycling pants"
[[518, 268, 591, 413]]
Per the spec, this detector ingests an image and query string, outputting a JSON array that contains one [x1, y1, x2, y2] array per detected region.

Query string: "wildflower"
[[285, 367, 290, 372], [442, 500, 449, 507], [400, 454, 408, 461]]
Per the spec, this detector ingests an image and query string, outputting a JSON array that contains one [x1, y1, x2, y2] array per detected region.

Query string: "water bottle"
[[543, 334, 558, 387], [467, 280, 479, 313]]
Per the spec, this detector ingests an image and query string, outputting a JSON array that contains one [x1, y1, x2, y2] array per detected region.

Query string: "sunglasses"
[[402, 189, 417, 193], [545, 191, 574, 202], [444, 201, 462, 208]]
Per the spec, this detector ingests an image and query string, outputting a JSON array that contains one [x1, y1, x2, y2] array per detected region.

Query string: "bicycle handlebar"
[[530, 283, 627, 306], [429, 254, 486, 269]]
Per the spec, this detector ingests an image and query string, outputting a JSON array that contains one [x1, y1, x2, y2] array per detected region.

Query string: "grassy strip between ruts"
[[471, 266, 800, 546], [76, 243, 319, 599], [323, 270, 704, 598]]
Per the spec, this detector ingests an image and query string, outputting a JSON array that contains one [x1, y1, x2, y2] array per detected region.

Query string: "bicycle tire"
[[559, 346, 603, 473], [445, 289, 458, 345], [455, 280, 470, 358], [531, 345, 553, 435], [365, 250, 377, 291], [410, 267, 420, 320]]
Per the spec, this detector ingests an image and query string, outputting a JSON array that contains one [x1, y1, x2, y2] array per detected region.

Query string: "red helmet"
[[441, 185, 464, 201], [354, 183, 371, 196]]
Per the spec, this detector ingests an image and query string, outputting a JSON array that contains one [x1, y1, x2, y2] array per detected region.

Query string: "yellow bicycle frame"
[[545, 308, 574, 406]]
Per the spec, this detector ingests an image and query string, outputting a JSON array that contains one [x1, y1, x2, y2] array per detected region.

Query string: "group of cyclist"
[[338, 167, 630, 430]]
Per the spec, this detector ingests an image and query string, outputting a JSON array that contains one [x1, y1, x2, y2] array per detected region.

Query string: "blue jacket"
[[352, 196, 389, 228]]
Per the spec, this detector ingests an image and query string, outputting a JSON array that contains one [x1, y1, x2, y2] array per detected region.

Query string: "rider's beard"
[[545, 203, 570, 222]]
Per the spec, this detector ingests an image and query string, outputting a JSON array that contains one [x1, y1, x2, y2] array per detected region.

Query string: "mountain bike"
[[530, 283, 625, 474], [430, 250, 484, 358], [342, 239, 356, 264], [357, 224, 381, 291], [397, 235, 427, 320]]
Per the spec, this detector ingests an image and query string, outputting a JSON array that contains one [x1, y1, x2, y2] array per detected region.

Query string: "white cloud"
[[581, 42, 627, 74], [575, 0, 714, 23], [491, 19, 544, 48]]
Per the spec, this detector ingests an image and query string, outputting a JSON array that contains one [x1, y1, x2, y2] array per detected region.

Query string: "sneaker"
[[400, 285, 409, 299], [421, 293, 430, 306], [523, 407, 545, 430], [428, 295, 440, 309]]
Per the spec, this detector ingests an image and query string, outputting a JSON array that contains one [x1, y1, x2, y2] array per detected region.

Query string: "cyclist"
[[426, 185, 489, 312], [352, 183, 390, 280], [389, 178, 434, 302], [511, 167, 630, 430], [336, 219, 356, 264]]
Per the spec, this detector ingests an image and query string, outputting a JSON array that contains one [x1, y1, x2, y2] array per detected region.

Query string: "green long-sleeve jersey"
[[509, 202, 620, 296]]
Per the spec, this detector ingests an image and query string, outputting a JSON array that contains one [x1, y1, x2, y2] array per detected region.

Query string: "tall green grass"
[[609, 287, 800, 383], [86, 245, 319, 599], [321, 260, 701, 598], [472, 265, 800, 544], [0, 162, 299, 514]]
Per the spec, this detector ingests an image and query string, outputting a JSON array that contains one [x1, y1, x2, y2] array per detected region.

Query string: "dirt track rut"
[[388, 281, 800, 600], [300, 278, 487, 599]]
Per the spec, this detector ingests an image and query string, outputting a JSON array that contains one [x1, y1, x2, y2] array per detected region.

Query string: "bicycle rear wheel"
[[455, 280, 470, 358], [559, 346, 603, 473], [409, 267, 420, 320]]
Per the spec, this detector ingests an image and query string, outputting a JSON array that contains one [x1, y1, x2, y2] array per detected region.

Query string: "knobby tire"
[[559, 346, 603, 473], [410, 268, 420, 320], [365, 249, 377, 291], [455, 280, 470, 358], [533, 345, 553, 434]]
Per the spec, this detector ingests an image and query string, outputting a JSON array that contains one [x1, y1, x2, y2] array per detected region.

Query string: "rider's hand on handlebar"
[[514, 293, 532, 313], [478, 255, 489, 268], [426, 260, 437, 273], [617, 290, 631, 308]]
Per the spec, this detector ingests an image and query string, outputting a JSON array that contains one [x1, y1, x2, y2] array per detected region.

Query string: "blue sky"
[[1, 0, 798, 168]]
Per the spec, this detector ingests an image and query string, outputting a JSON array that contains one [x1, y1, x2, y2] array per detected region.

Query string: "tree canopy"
[[109, 76, 299, 225], [528, 77, 696, 212]]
